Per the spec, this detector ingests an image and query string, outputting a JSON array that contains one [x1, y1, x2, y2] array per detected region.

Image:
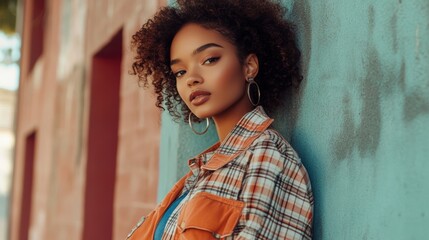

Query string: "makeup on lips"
[[189, 90, 211, 106]]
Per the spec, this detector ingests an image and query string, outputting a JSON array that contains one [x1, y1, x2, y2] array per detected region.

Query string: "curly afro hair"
[[131, 0, 302, 122]]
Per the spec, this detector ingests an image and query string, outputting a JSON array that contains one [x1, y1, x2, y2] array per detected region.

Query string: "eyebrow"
[[170, 43, 223, 66]]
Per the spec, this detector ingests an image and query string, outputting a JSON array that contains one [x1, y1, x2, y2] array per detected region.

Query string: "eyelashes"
[[173, 56, 221, 79], [203, 56, 220, 64], [174, 70, 186, 78]]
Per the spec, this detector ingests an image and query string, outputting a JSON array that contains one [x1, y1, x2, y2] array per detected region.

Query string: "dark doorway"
[[28, 0, 46, 72], [18, 131, 37, 240], [82, 29, 122, 240]]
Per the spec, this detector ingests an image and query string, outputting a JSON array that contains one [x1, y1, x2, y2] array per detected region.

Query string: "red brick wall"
[[9, 0, 165, 239]]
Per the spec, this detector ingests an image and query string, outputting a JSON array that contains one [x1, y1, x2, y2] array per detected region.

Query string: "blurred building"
[[9, 0, 165, 239], [1, 22, 20, 240], [0, 88, 16, 240]]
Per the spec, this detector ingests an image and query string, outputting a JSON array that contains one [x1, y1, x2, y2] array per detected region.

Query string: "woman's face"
[[170, 23, 256, 120]]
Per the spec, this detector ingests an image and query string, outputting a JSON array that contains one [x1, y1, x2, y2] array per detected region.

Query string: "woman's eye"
[[203, 57, 220, 65], [174, 70, 186, 78]]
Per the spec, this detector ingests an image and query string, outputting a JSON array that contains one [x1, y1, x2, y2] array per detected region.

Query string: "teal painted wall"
[[158, 0, 429, 238]]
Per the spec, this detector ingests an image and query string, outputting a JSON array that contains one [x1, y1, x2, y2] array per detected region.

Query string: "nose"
[[186, 72, 203, 87]]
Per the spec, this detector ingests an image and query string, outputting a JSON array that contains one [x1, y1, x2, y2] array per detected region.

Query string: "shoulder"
[[246, 128, 313, 197], [247, 128, 302, 166]]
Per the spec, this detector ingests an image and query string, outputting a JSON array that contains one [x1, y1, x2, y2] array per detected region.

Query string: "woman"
[[128, 0, 313, 239]]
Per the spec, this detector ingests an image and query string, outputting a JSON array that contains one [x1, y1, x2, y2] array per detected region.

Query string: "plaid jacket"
[[127, 106, 313, 240]]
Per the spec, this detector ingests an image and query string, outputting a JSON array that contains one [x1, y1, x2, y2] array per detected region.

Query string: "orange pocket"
[[175, 192, 244, 240]]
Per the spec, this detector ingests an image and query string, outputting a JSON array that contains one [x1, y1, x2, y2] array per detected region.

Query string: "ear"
[[243, 54, 259, 80]]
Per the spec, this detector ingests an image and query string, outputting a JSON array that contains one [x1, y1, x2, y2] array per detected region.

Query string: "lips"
[[189, 90, 211, 106]]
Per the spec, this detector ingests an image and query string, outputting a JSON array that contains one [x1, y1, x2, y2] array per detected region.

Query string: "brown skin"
[[170, 23, 259, 142]]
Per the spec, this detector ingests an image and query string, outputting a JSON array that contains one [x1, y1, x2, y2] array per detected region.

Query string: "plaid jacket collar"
[[188, 106, 274, 171]]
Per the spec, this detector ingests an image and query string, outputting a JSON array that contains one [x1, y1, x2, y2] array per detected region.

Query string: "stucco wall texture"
[[158, 0, 429, 239]]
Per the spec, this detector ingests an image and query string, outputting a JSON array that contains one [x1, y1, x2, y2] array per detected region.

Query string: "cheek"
[[176, 82, 188, 103], [214, 63, 245, 93]]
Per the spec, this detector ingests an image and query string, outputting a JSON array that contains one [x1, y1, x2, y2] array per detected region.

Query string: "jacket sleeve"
[[233, 135, 314, 240]]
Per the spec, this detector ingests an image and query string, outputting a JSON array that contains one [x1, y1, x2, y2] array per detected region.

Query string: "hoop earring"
[[188, 112, 210, 135], [246, 78, 261, 106]]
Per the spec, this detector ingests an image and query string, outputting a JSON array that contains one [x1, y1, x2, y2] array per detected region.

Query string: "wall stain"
[[403, 90, 429, 122], [332, 46, 382, 160], [379, 64, 399, 96], [315, 1, 339, 47], [399, 60, 406, 92], [368, 4, 406, 97], [368, 5, 375, 35], [402, 24, 429, 122], [357, 47, 382, 157], [362, 230, 369, 240], [390, 9, 398, 53], [333, 94, 356, 160]]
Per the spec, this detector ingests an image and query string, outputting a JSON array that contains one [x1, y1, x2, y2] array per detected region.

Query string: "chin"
[[192, 111, 211, 119], [190, 106, 215, 119]]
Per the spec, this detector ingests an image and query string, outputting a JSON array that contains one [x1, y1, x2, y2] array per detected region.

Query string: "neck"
[[212, 98, 253, 143]]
